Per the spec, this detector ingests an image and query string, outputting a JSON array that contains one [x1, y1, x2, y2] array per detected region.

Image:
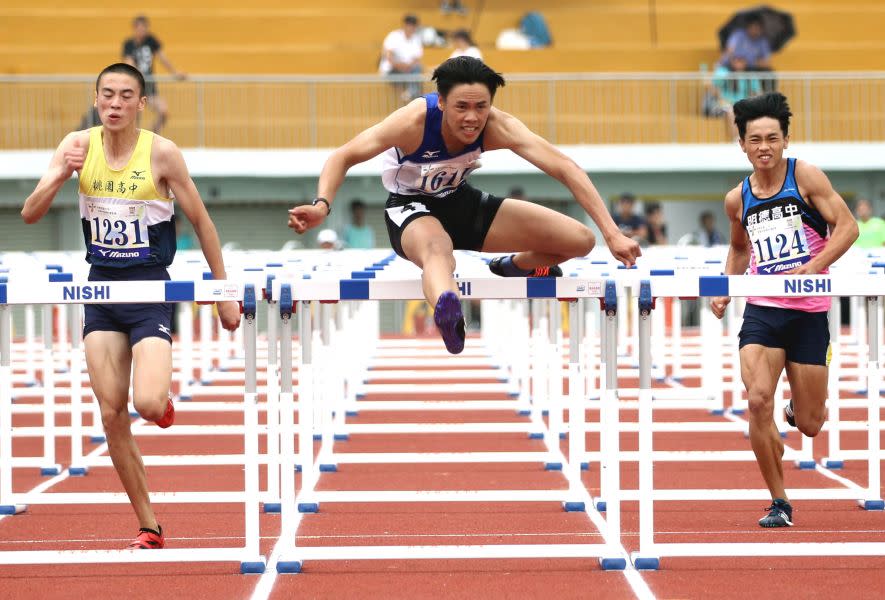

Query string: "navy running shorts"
[[383, 183, 505, 259], [738, 303, 830, 366], [82, 265, 174, 346]]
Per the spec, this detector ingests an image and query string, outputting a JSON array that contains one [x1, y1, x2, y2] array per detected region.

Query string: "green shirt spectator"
[[344, 199, 376, 248], [854, 198, 885, 248]]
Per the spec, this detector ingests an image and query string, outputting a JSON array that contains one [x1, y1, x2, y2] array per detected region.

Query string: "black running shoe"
[[759, 499, 793, 527], [488, 256, 563, 278], [434, 291, 465, 355], [784, 400, 796, 428]]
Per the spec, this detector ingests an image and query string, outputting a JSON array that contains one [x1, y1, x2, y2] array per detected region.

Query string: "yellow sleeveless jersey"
[[78, 126, 176, 268]]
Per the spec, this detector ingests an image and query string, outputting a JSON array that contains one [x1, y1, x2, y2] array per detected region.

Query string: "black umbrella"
[[718, 5, 796, 53]]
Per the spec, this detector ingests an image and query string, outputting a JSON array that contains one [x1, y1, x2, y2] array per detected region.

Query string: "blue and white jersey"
[[381, 93, 484, 197]]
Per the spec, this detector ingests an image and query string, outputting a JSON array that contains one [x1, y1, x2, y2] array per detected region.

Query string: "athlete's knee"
[[100, 404, 131, 433], [567, 225, 595, 258], [133, 390, 167, 422], [747, 389, 774, 420], [795, 410, 825, 437]]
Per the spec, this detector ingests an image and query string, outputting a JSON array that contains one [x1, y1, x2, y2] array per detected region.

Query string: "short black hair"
[[745, 14, 764, 28], [404, 14, 418, 26], [733, 92, 792, 140], [700, 210, 714, 223], [644, 202, 661, 216], [350, 199, 366, 211], [619, 192, 636, 203], [432, 57, 505, 99], [133, 14, 149, 26], [96, 63, 145, 97]]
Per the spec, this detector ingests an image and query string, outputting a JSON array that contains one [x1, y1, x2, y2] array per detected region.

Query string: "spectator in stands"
[[317, 228, 340, 250], [449, 30, 482, 61], [854, 197, 885, 248], [613, 192, 648, 243], [441, 1, 467, 15], [719, 14, 775, 91], [379, 14, 424, 103], [695, 210, 725, 246], [343, 199, 376, 248], [122, 15, 186, 134], [705, 57, 762, 140], [644, 202, 668, 246]]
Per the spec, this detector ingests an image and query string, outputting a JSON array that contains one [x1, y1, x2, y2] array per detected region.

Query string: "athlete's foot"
[[434, 290, 465, 355], [127, 525, 165, 549], [784, 400, 795, 428], [488, 255, 563, 278], [154, 395, 175, 429], [759, 499, 793, 527]]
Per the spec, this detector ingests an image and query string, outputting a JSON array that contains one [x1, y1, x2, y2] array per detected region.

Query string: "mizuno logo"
[[130, 170, 146, 180], [158, 324, 171, 335], [421, 150, 440, 159]]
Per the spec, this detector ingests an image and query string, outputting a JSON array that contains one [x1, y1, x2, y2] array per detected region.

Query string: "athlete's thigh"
[[84, 331, 132, 411], [131, 337, 173, 398], [785, 361, 827, 414], [482, 198, 591, 254], [400, 216, 454, 267], [739, 343, 786, 397]]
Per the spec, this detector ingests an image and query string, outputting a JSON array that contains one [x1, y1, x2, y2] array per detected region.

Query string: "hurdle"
[[631, 274, 885, 569], [269, 269, 631, 572], [0, 277, 265, 573]]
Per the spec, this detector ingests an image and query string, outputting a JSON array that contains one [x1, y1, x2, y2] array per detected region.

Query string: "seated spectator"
[[317, 229, 340, 250], [379, 14, 424, 103], [644, 202, 668, 246], [613, 193, 648, 243], [441, 1, 467, 15], [719, 14, 775, 91], [854, 198, 885, 248], [694, 211, 725, 247], [343, 199, 376, 248], [704, 57, 762, 139], [449, 29, 482, 61]]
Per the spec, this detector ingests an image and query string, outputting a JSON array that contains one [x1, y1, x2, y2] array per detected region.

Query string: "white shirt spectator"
[[449, 46, 482, 60], [379, 29, 423, 75]]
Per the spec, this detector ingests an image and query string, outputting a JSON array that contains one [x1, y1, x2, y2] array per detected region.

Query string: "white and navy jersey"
[[741, 157, 831, 312], [78, 126, 176, 269], [381, 93, 484, 197]]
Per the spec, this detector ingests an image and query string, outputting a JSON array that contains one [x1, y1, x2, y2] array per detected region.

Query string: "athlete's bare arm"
[[792, 160, 858, 274], [288, 99, 426, 234], [712, 185, 751, 318], [21, 131, 90, 224], [153, 136, 240, 330], [482, 108, 641, 266]]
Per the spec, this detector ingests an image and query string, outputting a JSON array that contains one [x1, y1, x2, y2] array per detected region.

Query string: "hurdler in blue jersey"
[[289, 57, 641, 354], [22, 63, 241, 549]]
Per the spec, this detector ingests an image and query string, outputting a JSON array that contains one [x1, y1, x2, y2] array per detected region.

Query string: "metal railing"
[[2, 72, 885, 149]]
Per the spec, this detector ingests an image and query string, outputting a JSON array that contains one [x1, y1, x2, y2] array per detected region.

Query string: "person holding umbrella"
[[720, 13, 772, 71]]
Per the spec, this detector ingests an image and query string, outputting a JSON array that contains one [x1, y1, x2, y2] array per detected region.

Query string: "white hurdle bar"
[[631, 275, 885, 570], [270, 273, 630, 572], [0, 278, 265, 573]]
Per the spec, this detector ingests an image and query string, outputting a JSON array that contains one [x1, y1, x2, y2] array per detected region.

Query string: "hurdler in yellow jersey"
[[79, 125, 176, 268]]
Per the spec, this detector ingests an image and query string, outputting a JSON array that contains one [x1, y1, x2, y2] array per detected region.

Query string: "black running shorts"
[[738, 303, 830, 366]]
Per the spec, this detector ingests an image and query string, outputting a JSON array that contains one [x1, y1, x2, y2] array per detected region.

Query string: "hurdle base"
[[298, 502, 319, 513], [563, 501, 586, 512], [277, 559, 302, 574], [528, 432, 544, 439], [333, 434, 350, 441], [89, 435, 107, 443], [580, 462, 590, 471], [598, 557, 627, 571], [128, 411, 140, 418], [631, 553, 660, 570], [860, 499, 885, 511], [312, 434, 322, 441], [239, 558, 267, 574], [595, 500, 606, 512], [730, 408, 746, 416], [709, 408, 726, 416], [517, 409, 531, 416], [263, 503, 282, 514], [544, 462, 562, 471], [68, 466, 89, 476], [345, 410, 359, 417], [40, 465, 61, 476], [0, 504, 27, 515], [795, 460, 816, 470], [822, 458, 844, 469], [178, 393, 193, 401], [319, 464, 338, 472]]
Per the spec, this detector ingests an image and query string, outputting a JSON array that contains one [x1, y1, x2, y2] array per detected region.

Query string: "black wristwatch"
[[312, 197, 331, 215]]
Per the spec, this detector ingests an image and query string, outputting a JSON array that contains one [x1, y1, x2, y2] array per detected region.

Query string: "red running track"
[[1, 336, 883, 599]]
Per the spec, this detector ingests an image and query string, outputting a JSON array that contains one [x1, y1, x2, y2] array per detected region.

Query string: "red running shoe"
[[127, 526, 165, 549], [155, 396, 175, 429]]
